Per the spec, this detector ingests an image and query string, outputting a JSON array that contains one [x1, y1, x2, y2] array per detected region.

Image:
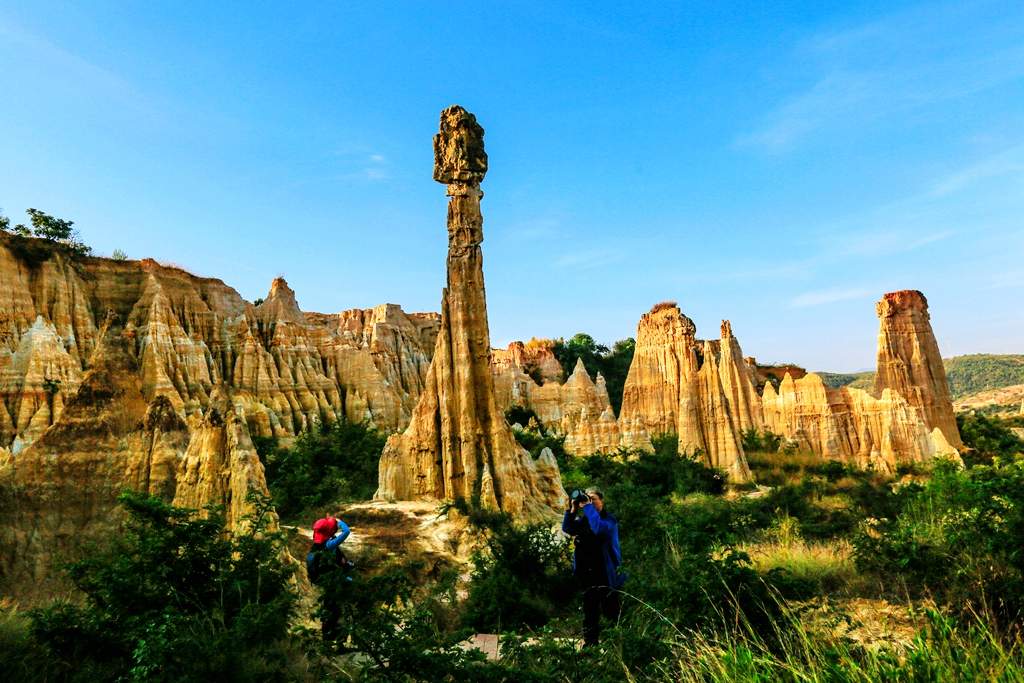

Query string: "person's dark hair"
[[585, 487, 604, 501]]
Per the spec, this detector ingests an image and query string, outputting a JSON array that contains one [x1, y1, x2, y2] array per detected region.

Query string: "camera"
[[569, 489, 590, 506]]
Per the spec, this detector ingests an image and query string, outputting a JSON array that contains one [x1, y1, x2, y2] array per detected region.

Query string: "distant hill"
[[944, 354, 1024, 399], [818, 371, 873, 390], [818, 354, 1024, 400]]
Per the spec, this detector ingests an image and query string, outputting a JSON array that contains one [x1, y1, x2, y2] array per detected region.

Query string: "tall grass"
[[657, 607, 1024, 682], [740, 515, 857, 595]]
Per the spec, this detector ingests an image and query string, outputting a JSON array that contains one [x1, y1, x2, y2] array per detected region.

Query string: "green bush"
[[741, 428, 783, 453], [26, 491, 295, 682], [957, 412, 1024, 463], [551, 333, 635, 413], [256, 418, 386, 520], [853, 460, 1024, 625], [455, 502, 575, 632], [1, 208, 92, 261]]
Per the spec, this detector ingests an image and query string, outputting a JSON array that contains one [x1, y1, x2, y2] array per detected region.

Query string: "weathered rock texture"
[[873, 290, 962, 448], [0, 235, 439, 598], [617, 304, 753, 481], [0, 241, 438, 457], [501, 292, 961, 478], [376, 106, 563, 518], [755, 291, 961, 472], [492, 343, 621, 454]]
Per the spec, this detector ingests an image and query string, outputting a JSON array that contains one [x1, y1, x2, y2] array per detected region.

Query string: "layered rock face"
[[505, 292, 961, 478], [376, 106, 563, 518], [874, 290, 962, 448], [0, 242, 438, 458], [0, 235, 438, 597], [0, 321, 271, 599], [617, 305, 753, 481], [492, 345, 621, 455], [759, 291, 961, 472]]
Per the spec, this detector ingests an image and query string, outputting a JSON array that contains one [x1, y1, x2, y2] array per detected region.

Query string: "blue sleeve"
[[562, 511, 576, 535], [325, 520, 350, 550], [582, 505, 614, 538]]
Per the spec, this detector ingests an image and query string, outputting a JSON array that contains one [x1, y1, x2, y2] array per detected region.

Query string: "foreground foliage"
[[10, 423, 1024, 680], [16, 492, 295, 682]]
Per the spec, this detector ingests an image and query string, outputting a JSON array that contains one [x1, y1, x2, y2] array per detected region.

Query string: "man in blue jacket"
[[562, 487, 625, 647]]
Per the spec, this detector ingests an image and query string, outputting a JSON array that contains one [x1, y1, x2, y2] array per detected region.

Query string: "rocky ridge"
[[498, 293, 961, 478], [0, 234, 439, 597]]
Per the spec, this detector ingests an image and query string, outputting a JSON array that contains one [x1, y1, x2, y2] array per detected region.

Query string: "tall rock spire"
[[376, 106, 563, 518], [873, 290, 962, 448]]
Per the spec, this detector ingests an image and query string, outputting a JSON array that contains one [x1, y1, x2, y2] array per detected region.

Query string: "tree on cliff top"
[[0, 208, 92, 258]]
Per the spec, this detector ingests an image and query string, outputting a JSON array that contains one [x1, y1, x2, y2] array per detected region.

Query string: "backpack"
[[306, 545, 354, 585]]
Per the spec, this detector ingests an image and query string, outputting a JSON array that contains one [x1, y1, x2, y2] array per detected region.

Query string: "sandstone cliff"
[[874, 290, 962, 448], [617, 304, 752, 482], [492, 343, 621, 455], [0, 232, 438, 598], [758, 291, 961, 472], [376, 106, 563, 518], [0, 238, 438, 456]]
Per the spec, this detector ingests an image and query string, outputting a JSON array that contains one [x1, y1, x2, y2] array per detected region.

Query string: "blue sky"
[[1, 1, 1021, 371]]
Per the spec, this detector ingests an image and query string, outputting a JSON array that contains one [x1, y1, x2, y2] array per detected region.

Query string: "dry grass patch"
[[742, 515, 857, 593]]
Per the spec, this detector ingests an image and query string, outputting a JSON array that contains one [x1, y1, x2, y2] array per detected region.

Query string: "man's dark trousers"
[[583, 585, 621, 647]]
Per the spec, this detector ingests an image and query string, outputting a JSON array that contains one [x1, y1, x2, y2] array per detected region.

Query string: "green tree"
[[256, 418, 386, 520], [552, 333, 636, 413], [28, 491, 296, 682]]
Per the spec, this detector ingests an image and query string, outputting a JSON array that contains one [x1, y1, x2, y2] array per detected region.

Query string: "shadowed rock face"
[[376, 106, 564, 519]]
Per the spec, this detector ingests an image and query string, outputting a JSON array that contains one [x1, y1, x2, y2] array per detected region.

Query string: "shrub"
[[256, 418, 386, 520], [455, 502, 575, 632], [741, 428, 783, 453], [551, 333, 636, 413], [27, 491, 296, 682], [957, 412, 1024, 463], [853, 460, 1024, 626]]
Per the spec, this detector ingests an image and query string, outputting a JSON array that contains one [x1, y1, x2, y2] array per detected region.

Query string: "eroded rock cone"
[[874, 290, 962, 448], [618, 303, 753, 482], [376, 105, 564, 518]]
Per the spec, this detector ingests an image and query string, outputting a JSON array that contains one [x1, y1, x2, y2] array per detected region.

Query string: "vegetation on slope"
[[945, 354, 1024, 399], [0, 208, 92, 263], [10, 415, 1024, 680], [821, 354, 1024, 399], [818, 370, 874, 389], [254, 418, 386, 522]]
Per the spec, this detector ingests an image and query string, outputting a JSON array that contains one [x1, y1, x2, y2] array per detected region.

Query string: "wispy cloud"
[[983, 269, 1024, 290], [737, 3, 1024, 152], [331, 151, 390, 182], [508, 216, 562, 241], [0, 16, 145, 112], [829, 228, 954, 257], [929, 143, 1024, 197], [791, 287, 872, 308]]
